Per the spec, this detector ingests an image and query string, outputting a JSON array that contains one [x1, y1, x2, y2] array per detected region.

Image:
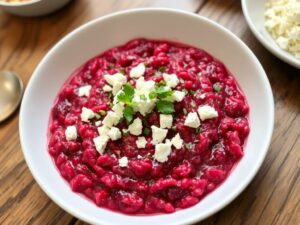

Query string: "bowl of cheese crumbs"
[[242, 0, 300, 69], [0, 0, 72, 17]]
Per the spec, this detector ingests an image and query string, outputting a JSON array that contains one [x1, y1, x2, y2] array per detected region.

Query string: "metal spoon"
[[0, 71, 24, 123]]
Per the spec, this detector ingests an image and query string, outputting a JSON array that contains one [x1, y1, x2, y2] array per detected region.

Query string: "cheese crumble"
[[265, 0, 300, 58]]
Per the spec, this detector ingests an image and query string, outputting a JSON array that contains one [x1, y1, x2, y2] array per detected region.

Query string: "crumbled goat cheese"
[[163, 73, 179, 88], [93, 135, 109, 155], [160, 114, 173, 129], [119, 156, 129, 167], [104, 73, 127, 95], [97, 126, 110, 136], [136, 136, 147, 148], [81, 107, 95, 122], [171, 133, 183, 149], [154, 140, 172, 163], [128, 118, 143, 136], [184, 112, 201, 128], [103, 84, 112, 92], [65, 126, 77, 141], [108, 127, 122, 141], [130, 63, 146, 78], [78, 85, 92, 97], [102, 111, 120, 127], [265, 0, 300, 58], [151, 125, 168, 144], [197, 105, 218, 121]]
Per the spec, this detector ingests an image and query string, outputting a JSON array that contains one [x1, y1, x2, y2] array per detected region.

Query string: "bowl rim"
[[241, 0, 300, 69], [19, 8, 274, 225], [0, 0, 41, 7]]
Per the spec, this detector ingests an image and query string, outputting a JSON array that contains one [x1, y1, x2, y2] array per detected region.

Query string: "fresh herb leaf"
[[119, 68, 126, 74], [142, 119, 149, 126], [140, 94, 147, 101], [109, 103, 114, 108], [155, 86, 173, 99], [189, 90, 196, 95], [171, 126, 177, 132], [156, 100, 175, 114], [159, 66, 166, 73], [123, 105, 134, 123], [99, 110, 106, 116], [185, 143, 191, 150], [213, 83, 221, 93], [117, 83, 135, 105], [106, 148, 113, 155], [95, 114, 101, 120], [158, 80, 166, 86], [149, 91, 157, 100], [196, 127, 202, 134], [143, 128, 151, 136]]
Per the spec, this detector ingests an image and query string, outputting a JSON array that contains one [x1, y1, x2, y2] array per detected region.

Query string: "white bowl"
[[242, 0, 300, 69], [0, 0, 72, 17], [19, 8, 274, 225]]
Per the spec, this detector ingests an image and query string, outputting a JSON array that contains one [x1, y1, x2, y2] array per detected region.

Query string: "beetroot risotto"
[[48, 39, 250, 214]]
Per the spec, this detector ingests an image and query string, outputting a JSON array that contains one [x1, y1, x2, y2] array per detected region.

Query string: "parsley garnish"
[[117, 83, 135, 105], [140, 94, 147, 101], [190, 90, 196, 95], [213, 83, 221, 93], [159, 66, 166, 73], [185, 143, 191, 150], [171, 126, 177, 132], [142, 119, 149, 126], [156, 100, 175, 114], [106, 148, 113, 155], [117, 83, 136, 123], [143, 128, 151, 136], [158, 80, 166, 86], [154, 86, 173, 99], [95, 114, 101, 120], [123, 105, 134, 123], [196, 127, 202, 134], [119, 68, 126, 74], [99, 110, 106, 116], [149, 91, 157, 100]]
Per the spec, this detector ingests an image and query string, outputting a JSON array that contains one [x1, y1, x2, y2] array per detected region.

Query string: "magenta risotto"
[[48, 39, 250, 214]]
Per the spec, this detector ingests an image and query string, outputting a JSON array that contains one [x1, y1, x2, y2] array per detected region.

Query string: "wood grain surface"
[[0, 0, 299, 225]]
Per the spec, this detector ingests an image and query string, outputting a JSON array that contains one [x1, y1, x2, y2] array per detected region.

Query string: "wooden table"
[[0, 0, 299, 224]]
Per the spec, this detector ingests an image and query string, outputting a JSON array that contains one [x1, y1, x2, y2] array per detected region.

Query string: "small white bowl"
[[242, 0, 300, 69], [0, 0, 72, 17], [19, 8, 274, 225]]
